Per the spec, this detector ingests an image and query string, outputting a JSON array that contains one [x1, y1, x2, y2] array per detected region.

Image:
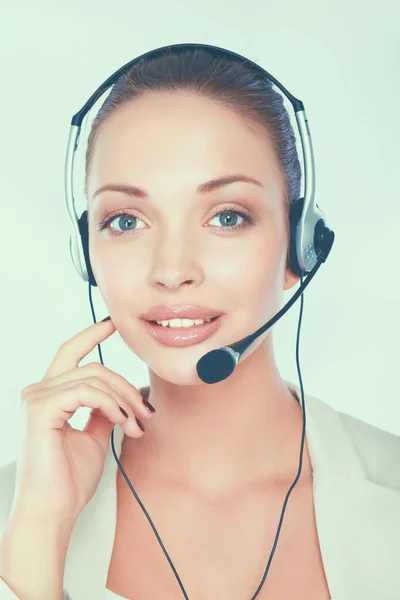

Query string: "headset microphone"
[[196, 223, 334, 383]]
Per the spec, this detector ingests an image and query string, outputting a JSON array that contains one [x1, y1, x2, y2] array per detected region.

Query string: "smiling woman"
[[1, 43, 399, 600], [83, 49, 302, 391], [78, 45, 335, 600]]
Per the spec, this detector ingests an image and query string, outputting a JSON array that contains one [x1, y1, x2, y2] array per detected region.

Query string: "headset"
[[65, 43, 335, 599]]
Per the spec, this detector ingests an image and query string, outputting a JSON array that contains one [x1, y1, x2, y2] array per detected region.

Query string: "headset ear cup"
[[288, 197, 306, 277], [78, 210, 98, 287]]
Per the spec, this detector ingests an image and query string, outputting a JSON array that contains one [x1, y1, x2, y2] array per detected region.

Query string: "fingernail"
[[142, 397, 156, 413], [136, 417, 146, 432], [119, 405, 129, 418], [101, 316, 111, 322]]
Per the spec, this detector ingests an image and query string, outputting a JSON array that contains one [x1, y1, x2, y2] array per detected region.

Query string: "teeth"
[[155, 317, 215, 328]]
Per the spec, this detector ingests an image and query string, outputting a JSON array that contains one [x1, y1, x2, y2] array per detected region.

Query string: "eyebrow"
[[91, 174, 264, 202]]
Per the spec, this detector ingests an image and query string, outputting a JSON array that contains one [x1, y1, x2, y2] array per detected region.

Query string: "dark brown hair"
[[84, 46, 301, 237]]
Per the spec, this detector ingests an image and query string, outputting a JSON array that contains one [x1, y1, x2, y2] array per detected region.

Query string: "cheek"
[[222, 233, 286, 333], [233, 259, 281, 320], [90, 243, 146, 307], [217, 232, 283, 298]]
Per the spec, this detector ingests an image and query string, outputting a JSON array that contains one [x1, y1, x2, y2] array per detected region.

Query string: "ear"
[[283, 263, 301, 291]]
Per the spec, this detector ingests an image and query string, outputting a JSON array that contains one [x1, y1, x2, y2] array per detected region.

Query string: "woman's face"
[[86, 91, 299, 385]]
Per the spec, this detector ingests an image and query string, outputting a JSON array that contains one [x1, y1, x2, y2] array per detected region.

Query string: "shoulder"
[[298, 381, 400, 492], [0, 460, 17, 532], [334, 404, 400, 490]]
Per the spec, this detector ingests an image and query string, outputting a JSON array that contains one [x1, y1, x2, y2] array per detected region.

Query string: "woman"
[[0, 44, 399, 600]]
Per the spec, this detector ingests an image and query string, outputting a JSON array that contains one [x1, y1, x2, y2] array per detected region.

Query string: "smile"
[[141, 314, 224, 347]]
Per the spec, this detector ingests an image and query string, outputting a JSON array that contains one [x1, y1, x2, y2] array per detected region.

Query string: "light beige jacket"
[[0, 381, 399, 600]]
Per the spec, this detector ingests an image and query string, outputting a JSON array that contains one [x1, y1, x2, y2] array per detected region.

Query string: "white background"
[[0, 0, 399, 468]]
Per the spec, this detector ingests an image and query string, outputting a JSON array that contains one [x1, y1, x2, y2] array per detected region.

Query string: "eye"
[[98, 211, 146, 235], [208, 208, 253, 232]]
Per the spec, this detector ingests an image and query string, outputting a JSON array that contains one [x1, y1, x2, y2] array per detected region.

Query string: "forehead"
[[87, 91, 283, 198]]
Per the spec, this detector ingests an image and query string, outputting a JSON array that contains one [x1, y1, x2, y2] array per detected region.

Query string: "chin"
[[151, 356, 208, 386]]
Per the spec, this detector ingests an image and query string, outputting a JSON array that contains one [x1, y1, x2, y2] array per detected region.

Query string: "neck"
[[121, 338, 309, 499]]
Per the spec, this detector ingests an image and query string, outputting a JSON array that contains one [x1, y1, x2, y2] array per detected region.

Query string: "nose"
[[148, 230, 204, 291]]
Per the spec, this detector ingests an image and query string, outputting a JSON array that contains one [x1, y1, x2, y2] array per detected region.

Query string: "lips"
[[141, 313, 224, 347], [141, 304, 224, 322]]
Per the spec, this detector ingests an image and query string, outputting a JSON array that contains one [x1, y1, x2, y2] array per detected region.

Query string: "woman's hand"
[[10, 317, 155, 529]]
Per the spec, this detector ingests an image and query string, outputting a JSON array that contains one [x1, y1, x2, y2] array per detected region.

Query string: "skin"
[[85, 90, 312, 499]]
